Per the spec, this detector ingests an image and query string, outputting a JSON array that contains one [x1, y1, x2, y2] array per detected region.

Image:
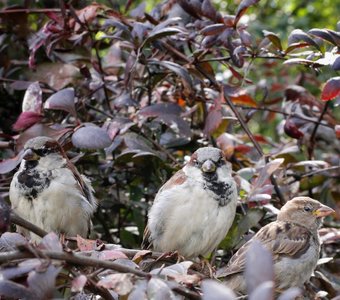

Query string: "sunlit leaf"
[[288, 29, 321, 51], [22, 82, 42, 114], [72, 125, 112, 149], [44, 88, 76, 117], [235, 0, 260, 25], [321, 77, 340, 101], [263, 30, 282, 51]]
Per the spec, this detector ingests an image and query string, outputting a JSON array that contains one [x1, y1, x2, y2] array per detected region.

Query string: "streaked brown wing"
[[157, 169, 187, 194], [217, 221, 312, 278], [141, 225, 152, 250]]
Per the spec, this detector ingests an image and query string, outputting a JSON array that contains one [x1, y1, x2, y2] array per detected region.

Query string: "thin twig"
[[0, 250, 201, 299], [10, 212, 48, 238], [0, 8, 67, 14], [308, 101, 330, 159], [236, 105, 333, 128]]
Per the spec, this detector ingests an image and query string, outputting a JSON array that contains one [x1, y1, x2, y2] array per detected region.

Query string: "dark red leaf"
[[239, 29, 252, 46], [139, 103, 183, 117], [149, 60, 193, 93], [200, 24, 226, 36], [285, 42, 310, 54], [13, 112, 43, 132], [72, 125, 112, 149], [177, 0, 202, 19], [235, 0, 260, 25], [308, 28, 338, 46], [144, 27, 185, 46], [44, 88, 76, 116], [245, 240, 274, 295], [204, 108, 222, 136], [288, 29, 321, 51], [321, 77, 340, 101], [263, 30, 282, 50], [201, 0, 221, 22]]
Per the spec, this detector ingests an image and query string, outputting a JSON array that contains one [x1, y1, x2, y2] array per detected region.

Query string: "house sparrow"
[[142, 146, 238, 258], [217, 197, 334, 294], [9, 136, 97, 242]]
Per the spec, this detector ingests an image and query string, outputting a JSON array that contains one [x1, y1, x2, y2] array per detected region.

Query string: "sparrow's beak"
[[202, 160, 216, 173], [23, 149, 39, 161], [313, 204, 335, 218]]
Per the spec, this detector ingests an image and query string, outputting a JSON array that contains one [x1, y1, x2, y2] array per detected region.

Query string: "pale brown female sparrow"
[[142, 146, 238, 258], [217, 197, 334, 294], [9, 136, 97, 242]]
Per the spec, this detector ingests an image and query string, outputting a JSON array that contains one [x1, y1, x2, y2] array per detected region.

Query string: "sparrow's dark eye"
[[193, 160, 200, 166], [35, 148, 50, 156], [304, 206, 312, 212]]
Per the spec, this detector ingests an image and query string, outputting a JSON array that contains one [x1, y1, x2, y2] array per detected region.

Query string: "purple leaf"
[[308, 29, 338, 46], [201, 279, 236, 300], [44, 88, 76, 116], [97, 274, 134, 295], [253, 159, 284, 189], [200, 24, 226, 36], [0, 280, 34, 299], [27, 264, 61, 299], [245, 240, 274, 295], [0, 232, 28, 252], [147, 278, 177, 300], [0, 150, 25, 174], [71, 275, 87, 293], [72, 125, 112, 149], [139, 103, 183, 117], [235, 0, 260, 25], [288, 29, 321, 50], [38, 232, 62, 252], [263, 30, 282, 50], [249, 281, 274, 300]]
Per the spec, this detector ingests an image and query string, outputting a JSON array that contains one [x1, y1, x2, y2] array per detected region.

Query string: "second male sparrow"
[[217, 197, 334, 294], [142, 146, 238, 258], [9, 136, 97, 242]]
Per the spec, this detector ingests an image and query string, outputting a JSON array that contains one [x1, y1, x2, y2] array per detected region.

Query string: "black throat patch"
[[16, 161, 51, 200], [203, 173, 234, 207]]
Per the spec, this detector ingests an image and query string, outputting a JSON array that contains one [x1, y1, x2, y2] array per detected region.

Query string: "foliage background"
[[0, 0, 339, 299]]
